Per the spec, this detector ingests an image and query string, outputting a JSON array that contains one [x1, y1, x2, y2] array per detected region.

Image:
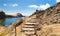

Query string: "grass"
[[37, 24, 60, 36]]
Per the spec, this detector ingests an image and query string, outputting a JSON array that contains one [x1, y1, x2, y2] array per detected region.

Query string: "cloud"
[[56, 0, 60, 3], [3, 3, 18, 7], [3, 4, 7, 6], [39, 3, 50, 10], [28, 3, 50, 10], [11, 3, 18, 7], [28, 5, 38, 8]]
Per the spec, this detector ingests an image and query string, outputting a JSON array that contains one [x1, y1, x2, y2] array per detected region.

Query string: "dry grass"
[[37, 24, 60, 36]]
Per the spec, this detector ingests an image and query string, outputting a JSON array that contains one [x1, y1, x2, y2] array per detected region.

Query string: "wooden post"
[[15, 26, 16, 36]]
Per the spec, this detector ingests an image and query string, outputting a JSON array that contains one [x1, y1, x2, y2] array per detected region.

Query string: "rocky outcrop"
[[36, 2, 60, 36], [0, 11, 6, 19], [36, 2, 60, 25]]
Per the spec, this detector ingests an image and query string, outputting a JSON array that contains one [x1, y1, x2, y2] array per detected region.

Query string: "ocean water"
[[0, 17, 23, 26]]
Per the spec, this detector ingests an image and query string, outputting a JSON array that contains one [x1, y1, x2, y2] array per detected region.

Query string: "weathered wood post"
[[14, 19, 23, 36], [15, 25, 16, 36]]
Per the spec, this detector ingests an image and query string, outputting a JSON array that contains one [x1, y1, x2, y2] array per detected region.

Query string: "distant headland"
[[0, 11, 25, 19]]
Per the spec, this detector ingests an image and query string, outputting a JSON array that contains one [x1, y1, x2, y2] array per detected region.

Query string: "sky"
[[0, 0, 60, 16]]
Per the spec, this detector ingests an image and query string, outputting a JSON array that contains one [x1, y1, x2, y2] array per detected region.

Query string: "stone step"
[[22, 30, 35, 34], [22, 22, 37, 36], [28, 18, 37, 23], [22, 30, 35, 31], [25, 23, 36, 25], [24, 24, 36, 27], [22, 26, 36, 28], [26, 34, 37, 36], [22, 28, 35, 30], [23, 25, 36, 28], [22, 30, 35, 32], [24, 24, 36, 26], [23, 26, 35, 28], [25, 31, 35, 34]]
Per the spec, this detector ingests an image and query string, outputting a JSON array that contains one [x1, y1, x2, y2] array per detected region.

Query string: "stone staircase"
[[22, 18, 37, 36]]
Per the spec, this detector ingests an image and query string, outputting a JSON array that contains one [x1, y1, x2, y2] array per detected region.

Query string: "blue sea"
[[0, 17, 23, 26]]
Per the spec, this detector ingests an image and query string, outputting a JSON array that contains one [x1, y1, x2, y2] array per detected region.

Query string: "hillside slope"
[[0, 2, 60, 36], [36, 2, 60, 36], [36, 2, 60, 25]]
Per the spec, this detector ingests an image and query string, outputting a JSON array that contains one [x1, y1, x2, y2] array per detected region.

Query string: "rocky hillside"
[[36, 2, 60, 25], [36, 2, 60, 36], [0, 2, 60, 36]]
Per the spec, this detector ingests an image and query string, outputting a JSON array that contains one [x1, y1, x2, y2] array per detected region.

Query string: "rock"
[[16, 13, 23, 17], [36, 2, 60, 25], [35, 2, 60, 36], [0, 11, 6, 19]]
